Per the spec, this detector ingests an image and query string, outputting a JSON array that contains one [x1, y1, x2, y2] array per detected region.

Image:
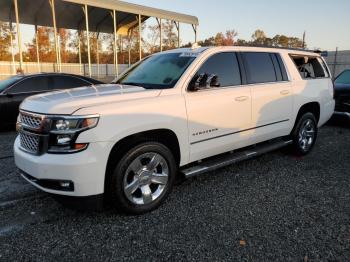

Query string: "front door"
[[184, 52, 252, 162]]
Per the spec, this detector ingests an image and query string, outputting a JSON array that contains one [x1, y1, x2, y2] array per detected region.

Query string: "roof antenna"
[[191, 42, 201, 50]]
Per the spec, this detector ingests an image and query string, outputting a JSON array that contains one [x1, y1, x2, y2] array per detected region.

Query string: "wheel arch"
[[292, 102, 320, 132], [104, 128, 181, 192]]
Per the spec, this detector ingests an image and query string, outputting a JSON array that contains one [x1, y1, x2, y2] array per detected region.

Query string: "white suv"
[[14, 46, 335, 214]]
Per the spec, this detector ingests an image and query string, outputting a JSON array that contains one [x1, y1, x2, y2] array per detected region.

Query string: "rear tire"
[[108, 142, 176, 214], [289, 112, 318, 156]]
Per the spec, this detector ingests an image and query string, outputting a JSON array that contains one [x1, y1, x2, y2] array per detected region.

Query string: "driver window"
[[191, 52, 241, 89]]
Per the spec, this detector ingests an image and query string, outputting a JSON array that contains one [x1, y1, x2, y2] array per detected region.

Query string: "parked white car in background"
[[14, 46, 335, 214]]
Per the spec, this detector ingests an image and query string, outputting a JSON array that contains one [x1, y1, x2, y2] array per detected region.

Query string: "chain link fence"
[[324, 50, 350, 78]]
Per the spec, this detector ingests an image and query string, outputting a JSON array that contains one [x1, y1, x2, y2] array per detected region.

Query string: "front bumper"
[[14, 136, 113, 197]]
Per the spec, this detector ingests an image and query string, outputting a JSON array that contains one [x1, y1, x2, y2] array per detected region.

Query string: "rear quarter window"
[[290, 55, 330, 79]]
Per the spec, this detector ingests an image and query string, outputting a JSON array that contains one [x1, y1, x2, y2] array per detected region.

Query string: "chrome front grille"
[[20, 112, 43, 130], [19, 132, 40, 154]]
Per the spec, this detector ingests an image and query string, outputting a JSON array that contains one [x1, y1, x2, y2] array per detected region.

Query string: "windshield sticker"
[[179, 52, 198, 58]]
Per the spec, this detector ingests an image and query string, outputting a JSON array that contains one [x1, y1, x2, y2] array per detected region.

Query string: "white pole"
[[9, 22, 16, 74], [128, 30, 131, 67], [78, 32, 82, 74], [58, 33, 62, 72], [49, 0, 59, 72], [177, 22, 180, 48], [96, 35, 99, 79], [13, 0, 23, 72], [158, 18, 162, 52], [113, 10, 118, 77], [138, 14, 142, 61], [84, 4, 92, 77], [35, 25, 40, 72]]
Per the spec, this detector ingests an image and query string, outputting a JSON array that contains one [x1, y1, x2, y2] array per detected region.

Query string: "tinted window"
[[9, 76, 49, 93], [243, 52, 277, 84], [270, 54, 283, 81], [195, 52, 241, 87], [0, 75, 23, 92], [51, 76, 90, 90], [335, 70, 350, 84], [276, 54, 289, 81]]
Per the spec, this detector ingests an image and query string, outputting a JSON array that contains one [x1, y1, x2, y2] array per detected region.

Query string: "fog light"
[[57, 135, 72, 145], [60, 181, 71, 188]]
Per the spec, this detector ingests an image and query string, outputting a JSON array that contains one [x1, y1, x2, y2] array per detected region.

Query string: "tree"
[[251, 29, 267, 45], [0, 22, 13, 61], [25, 27, 56, 62], [222, 30, 238, 46]]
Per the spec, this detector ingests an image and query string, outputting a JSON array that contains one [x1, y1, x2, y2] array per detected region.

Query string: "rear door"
[[3, 75, 50, 125], [242, 52, 293, 143], [50, 75, 92, 90]]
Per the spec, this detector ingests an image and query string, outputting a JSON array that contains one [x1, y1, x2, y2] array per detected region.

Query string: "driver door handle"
[[235, 96, 249, 102], [280, 90, 290, 95]]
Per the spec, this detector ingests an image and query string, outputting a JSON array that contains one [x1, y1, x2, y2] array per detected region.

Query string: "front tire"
[[108, 142, 176, 214], [290, 112, 318, 156]]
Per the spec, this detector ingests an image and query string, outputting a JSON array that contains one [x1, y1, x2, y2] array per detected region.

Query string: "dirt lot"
[[0, 119, 349, 261]]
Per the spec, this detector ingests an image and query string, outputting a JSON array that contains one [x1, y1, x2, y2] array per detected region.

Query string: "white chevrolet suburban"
[[14, 46, 335, 214]]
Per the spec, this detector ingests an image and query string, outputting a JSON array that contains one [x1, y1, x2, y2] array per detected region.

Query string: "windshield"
[[335, 70, 350, 84], [117, 52, 196, 89], [0, 75, 23, 92]]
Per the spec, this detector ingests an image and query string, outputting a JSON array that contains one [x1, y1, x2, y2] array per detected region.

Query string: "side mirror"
[[188, 73, 207, 91], [188, 73, 220, 91], [206, 74, 220, 88]]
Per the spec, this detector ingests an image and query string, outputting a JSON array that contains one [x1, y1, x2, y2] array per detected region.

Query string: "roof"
[[181, 46, 322, 57], [0, 0, 198, 35]]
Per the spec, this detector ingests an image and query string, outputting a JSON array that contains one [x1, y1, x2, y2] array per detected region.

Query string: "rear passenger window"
[[51, 76, 90, 90], [195, 52, 241, 87], [243, 52, 277, 84], [290, 55, 329, 79]]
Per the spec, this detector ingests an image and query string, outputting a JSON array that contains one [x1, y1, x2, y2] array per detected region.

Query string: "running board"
[[181, 138, 293, 178]]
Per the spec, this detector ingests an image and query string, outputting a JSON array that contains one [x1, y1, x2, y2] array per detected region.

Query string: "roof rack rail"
[[234, 45, 313, 52]]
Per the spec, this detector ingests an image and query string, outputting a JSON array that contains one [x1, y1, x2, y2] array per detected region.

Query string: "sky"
[[20, 0, 350, 51], [125, 0, 350, 51]]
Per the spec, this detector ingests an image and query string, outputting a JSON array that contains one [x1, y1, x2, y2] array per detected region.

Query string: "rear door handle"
[[235, 96, 249, 102], [280, 90, 290, 95]]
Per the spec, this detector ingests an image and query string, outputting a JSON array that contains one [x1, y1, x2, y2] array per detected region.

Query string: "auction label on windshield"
[[179, 52, 198, 57]]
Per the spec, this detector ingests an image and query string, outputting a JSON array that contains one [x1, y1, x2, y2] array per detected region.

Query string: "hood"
[[20, 84, 161, 115]]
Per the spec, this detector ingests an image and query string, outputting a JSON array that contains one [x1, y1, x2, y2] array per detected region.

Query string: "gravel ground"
[[0, 120, 349, 261]]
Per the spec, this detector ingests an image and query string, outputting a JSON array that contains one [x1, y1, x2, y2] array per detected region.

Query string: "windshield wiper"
[[119, 82, 145, 88]]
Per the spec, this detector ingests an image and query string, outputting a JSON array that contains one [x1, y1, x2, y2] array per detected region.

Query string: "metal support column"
[[192, 24, 198, 43], [156, 18, 162, 52], [9, 22, 16, 74], [78, 31, 82, 74], [113, 10, 118, 77], [174, 21, 180, 48], [57, 32, 62, 71], [128, 29, 131, 67], [83, 4, 92, 77], [14, 0, 23, 72], [138, 14, 142, 61], [96, 33, 100, 79], [35, 25, 40, 72], [49, 0, 59, 72]]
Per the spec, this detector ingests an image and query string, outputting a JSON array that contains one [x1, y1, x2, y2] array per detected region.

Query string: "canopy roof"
[[0, 0, 199, 35]]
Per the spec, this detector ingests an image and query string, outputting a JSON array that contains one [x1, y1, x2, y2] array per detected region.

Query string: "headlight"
[[48, 115, 99, 153]]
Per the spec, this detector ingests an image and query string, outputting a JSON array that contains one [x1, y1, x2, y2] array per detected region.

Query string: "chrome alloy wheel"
[[298, 119, 316, 151], [123, 152, 169, 205]]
